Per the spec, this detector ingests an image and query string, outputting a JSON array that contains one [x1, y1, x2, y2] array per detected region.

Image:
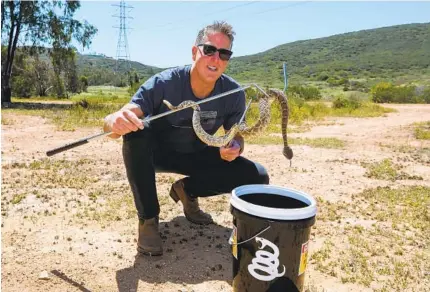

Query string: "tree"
[[79, 75, 88, 92], [10, 50, 34, 97], [50, 47, 81, 97], [65, 56, 79, 94], [1, 1, 97, 103], [31, 55, 51, 97]]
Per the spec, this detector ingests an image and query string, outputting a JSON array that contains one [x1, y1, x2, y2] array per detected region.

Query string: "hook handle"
[[46, 138, 89, 157], [46, 131, 110, 156]]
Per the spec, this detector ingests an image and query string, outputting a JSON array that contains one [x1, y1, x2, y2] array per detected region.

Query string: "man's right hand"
[[104, 106, 144, 138]]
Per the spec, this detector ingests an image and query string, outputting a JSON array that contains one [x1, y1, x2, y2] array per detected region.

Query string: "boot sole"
[[185, 213, 213, 225], [137, 246, 163, 256], [169, 187, 213, 225]]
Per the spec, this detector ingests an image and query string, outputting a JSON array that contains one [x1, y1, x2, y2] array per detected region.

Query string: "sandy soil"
[[1, 104, 429, 292]]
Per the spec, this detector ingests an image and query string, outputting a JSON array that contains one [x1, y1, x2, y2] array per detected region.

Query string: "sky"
[[74, 1, 430, 68]]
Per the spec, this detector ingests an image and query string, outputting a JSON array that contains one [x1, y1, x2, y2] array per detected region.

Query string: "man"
[[103, 21, 269, 256]]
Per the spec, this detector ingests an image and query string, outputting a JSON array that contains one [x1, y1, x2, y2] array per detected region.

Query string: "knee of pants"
[[254, 162, 270, 184], [122, 129, 153, 156]]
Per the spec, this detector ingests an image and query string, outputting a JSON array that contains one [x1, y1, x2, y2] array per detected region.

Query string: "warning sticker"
[[298, 241, 309, 276], [232, 226, 238, 259]]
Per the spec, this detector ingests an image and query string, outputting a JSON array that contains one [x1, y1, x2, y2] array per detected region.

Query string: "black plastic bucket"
[[229, 185, 317, 292]]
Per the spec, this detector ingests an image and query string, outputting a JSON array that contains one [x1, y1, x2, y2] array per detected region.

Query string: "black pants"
[[122, 129, 269, 220]]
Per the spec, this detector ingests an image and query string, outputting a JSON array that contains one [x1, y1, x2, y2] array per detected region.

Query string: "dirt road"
[[1, 104, 429, 292]]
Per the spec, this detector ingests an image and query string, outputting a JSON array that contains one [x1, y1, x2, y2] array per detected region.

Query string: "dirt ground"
[[1, 104, 429, 292]]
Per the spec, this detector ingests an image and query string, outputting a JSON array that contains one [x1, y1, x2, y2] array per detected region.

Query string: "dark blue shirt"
[[130, 65, 245, 153]]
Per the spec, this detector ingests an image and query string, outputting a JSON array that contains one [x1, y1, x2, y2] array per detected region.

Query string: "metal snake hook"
[[46, 83, 269, 156]]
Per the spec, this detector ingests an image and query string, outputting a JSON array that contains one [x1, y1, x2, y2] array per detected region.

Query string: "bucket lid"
[[230, 185, 317, 220]]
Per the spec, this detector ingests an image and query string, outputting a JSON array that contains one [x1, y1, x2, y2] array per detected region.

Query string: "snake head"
[[283, 146, 293, 160], [162, 100, 174, 110]]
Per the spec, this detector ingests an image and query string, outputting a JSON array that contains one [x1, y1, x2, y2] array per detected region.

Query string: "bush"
[[348, 80, 369, 92], [317, 73, 329, 81], [370, 82, 429, 104], [332, 95, 350, 109], [79, 76, 89, 92], [287, 85, 322, 100], [419, 86, 430, 103], [332, 93, 364, 109], [349, 92, 366, 109], [327, 77, 349, 87], [11, 75, 34, 98]]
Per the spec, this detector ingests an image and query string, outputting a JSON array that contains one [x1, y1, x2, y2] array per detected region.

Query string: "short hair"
[[195, 21, 235, 49]]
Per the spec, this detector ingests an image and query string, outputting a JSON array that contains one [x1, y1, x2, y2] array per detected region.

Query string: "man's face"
[[192, 32, 232, 83]]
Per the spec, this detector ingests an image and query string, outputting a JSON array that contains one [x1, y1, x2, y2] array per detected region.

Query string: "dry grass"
[[361, 158, 423, 181], [414, 121, 430, 140], [247, 135, 346, 149], [311, 186, 430, 291], [378, 143, 430, 165], [1, 116, 14, 125]]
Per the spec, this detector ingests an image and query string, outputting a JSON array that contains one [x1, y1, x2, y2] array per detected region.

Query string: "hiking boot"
[[169, 179, 214, 225], [137, 217, 163, 256]]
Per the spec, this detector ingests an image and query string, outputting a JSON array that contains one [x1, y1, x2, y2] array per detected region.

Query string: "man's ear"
[[192, 46, 197, 61]]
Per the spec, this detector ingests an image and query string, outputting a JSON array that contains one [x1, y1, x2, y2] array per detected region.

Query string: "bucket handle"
[[228, 225, 271, 246]]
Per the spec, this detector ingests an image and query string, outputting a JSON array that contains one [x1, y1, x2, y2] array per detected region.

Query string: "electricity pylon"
[[112, 0, 133, 74]]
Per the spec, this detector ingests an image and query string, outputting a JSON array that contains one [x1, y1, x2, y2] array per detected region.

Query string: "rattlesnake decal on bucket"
[[248, 237, 286, 281]]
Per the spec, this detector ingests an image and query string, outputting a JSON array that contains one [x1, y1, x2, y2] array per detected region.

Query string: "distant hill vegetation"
[[75, 23, 430, 87], [76, 54, 162, 86], [228, 23, 430, 83], [76, 23, 430, 87], [7, 22, 430, 97], [226, 22, 430, 86]]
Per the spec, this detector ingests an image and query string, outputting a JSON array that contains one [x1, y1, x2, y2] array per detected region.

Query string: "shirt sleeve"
[[223, 90, 246, 130], [130, 75, 164, 117]]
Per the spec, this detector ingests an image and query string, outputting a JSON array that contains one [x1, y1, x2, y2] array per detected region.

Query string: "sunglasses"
[[197, 44, 233, 61]]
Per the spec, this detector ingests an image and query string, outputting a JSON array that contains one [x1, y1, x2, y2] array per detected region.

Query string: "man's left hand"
[[220, 139, 241, 162]]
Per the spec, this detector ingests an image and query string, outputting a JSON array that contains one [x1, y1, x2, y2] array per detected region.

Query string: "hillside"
[[74, 22, 430, 87], [76, 54, 163, 86], [226, 22, 430, 85]]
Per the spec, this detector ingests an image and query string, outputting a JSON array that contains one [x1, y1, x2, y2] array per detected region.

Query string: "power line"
[[140, 1, 260, 32], [138, 1, 310, 34], [253, 1, 311, 15]]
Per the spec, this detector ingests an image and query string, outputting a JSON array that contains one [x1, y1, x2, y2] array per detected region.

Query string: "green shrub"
[[370, 82, 430, 104], [287, 85, 322, 100], [310, 102, 330, 118], [419, 86, 430, 103], [317, 73, 329, 81], [347, 93, 364, 109], [414, 122, 430, 140], [332, 93, 365, 109], [11, 75, 34, 98], [332, 95, 350, 109], [327, 77, 349, 87], [80, 76, 89, 92]]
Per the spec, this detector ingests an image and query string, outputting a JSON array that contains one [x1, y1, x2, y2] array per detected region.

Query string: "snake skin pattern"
[[162, 88, 293, 160]]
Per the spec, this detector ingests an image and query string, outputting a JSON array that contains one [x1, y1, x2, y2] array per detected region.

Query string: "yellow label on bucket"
[[298, 241, 309, 276], [232, 226, 238, 259]]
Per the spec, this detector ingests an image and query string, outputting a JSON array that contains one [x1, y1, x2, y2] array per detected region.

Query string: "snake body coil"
[[163, 88, 293, 161]]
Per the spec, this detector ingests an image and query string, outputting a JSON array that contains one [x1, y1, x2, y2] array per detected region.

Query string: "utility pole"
[[283, 62, 288, 92], [112, 0, 133, 75]]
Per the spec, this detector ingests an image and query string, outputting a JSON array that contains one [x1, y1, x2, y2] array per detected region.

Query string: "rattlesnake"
[[163, 88, 293, 161]]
